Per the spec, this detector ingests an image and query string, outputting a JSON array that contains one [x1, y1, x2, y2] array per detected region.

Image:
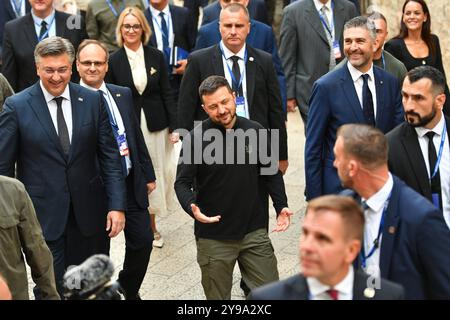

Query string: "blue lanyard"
[[151, 11, 172, 46], [430, 124, 447, 180], [35, 16, 55, 42], [219, 43, 247, 94], [11, 0, 23, 16], [318, 1, 335, 40], [360, 192, 391, 269], [105, 0, 125, 17]]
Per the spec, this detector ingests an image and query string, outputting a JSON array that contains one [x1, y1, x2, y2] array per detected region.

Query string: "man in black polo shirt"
[[175, 75, 293, 300]]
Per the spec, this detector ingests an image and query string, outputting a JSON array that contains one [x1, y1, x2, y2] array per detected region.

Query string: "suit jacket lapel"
[[374, 68, 386, 130], [401, 124, 432, 197], [146, 8, 158, 47], [293, 275, 310, 299], [379, 177, 400, 278], [304, 1, 329, 46], [333, 0, 346, 42], [106, 84, 130, 129], [6, 1, 16, 19], [24, 14, 39, 48], [340, 66, 365, 122], [212, 45, 225, 77], [55, 11, 65, 38], [28, 83, 66, 159], [245, 47, 256, 114]]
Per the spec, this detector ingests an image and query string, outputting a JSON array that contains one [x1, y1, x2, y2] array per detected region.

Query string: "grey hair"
[[34, 36, 76, 64], [344, 16, 377, 41]]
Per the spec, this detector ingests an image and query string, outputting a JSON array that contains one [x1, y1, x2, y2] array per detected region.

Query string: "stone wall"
[[370, 0, 449, 83]]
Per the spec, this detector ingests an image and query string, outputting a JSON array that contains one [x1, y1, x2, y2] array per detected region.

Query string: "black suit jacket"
[[105, 84, 156, 209], [0, 0, 31, 55], [178, 44, 287, 160], [106, 45, 177, 133], [0, 82, 126, 241], [387, 117, 450, 202], [248, 270, 405, 300], [1, 11, 87, 92], [201, 0, 269, 26]]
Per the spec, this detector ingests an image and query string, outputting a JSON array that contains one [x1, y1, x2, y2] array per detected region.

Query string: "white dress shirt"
[[361, 173, 394, 278], [40, 81, 73, 143], [149, 5, 174, 53], [313, 0, 335, 40], [10, 0, 26, 17], [31, 9, 56, 40], [347, 61, 378, 119], [124, 43, 147, 95], [415, 113, 450, 229], [220, 41, 249, 119], [80, 80, 132, 174], [307, 266, 354, 300]]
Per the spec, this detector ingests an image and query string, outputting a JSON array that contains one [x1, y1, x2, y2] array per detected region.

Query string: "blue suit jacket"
[[0, 0, 31, 56], [0, 82, 126, 241], [305, 65, 403, 200], [347, 176, 450, 299], [194, 19, 287, 114], [201, 0, 269, 26], [105, 84, 156, 209]]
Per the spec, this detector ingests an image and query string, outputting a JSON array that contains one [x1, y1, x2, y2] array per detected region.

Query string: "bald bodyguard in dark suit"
[[0, 37, 126, 296]]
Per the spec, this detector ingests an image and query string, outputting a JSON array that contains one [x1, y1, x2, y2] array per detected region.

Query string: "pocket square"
[[150, 67, 157, 75]]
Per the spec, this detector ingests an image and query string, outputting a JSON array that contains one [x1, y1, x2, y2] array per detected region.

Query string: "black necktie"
[[426, 131, 442, 209], [39, 20, 48, 40], [54, 97, 70, 155], [362, 74, 375, 126], [230, 55, 242, 96]]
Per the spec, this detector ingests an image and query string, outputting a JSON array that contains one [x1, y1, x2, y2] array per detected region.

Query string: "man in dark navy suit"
[[0, 37, 126, 297], [249, 195, 404, 300], [0, 0, 31, 61], [202, 0, 268, 26], [334, 124, 450, 299], [305, 16, 403, 200], [77, 39, 156, 300]]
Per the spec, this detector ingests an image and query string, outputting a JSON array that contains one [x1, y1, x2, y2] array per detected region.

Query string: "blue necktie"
[[362, 74, 375, 126], [159, 12, 170, 65]]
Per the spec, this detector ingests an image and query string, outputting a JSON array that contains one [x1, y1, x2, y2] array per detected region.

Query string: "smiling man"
[[304, 16, 404, 200]]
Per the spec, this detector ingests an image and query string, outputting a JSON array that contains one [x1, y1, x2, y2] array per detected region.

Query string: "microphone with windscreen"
[[62, 254, 121, 300]]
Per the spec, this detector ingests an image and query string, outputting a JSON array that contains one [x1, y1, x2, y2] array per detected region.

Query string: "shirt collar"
[[364, 173, 394, 212], [307, 266, 354, 298], [124, 42, 144, 60], [415, 112, 446, 138], [40, 81, 71, 103], [149, 4, 170, 18], [347, 61, 375, 83], [80, 79, 107, 95], [314, 0, 332, 12], [220, 40, 246, 61], [31, 9, 55, 26]]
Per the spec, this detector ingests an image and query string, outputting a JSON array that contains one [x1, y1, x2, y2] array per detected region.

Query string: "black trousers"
[[37, 207, 110, 299], [117, 173, 153, 299]]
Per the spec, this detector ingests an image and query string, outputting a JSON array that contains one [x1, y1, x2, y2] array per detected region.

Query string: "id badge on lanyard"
[[333, 40, 342, 60], [117, 132, 129, 156]]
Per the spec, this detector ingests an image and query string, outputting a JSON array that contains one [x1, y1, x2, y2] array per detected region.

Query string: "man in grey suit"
[[279, 0, 357, 126]]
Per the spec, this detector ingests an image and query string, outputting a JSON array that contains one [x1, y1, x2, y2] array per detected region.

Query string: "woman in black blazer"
[[107, 7, 178, 249], [384, 0, 449, 114]]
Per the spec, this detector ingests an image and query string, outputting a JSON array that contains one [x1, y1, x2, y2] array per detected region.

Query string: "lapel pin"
[[364, 287, 375, 299], [116, 93, 121, 97], [78, 97, 83, 102], [388, 226, 396, 234], [249, 57, 254, 62], [150, 67, 157, 75], [380, 80, 383, 85]]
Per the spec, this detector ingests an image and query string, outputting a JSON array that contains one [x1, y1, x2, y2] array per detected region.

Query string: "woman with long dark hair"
[[384, 0, 449, 113]]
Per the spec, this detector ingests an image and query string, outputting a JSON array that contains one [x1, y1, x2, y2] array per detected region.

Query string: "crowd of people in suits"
[[0, 0, 449, 301]]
